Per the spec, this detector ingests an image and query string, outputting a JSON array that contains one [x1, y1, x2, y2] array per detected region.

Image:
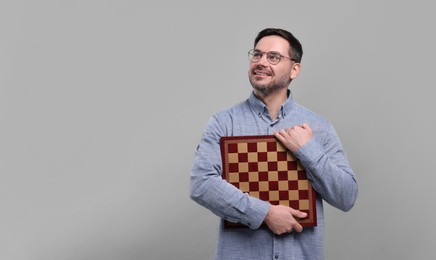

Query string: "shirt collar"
[[248, 89, 295, 118]]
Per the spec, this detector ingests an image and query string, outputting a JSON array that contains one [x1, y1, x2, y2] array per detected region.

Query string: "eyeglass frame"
[[248, 49, 296, 65]]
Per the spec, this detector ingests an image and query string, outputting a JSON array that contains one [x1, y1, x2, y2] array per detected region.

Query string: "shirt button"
[[275, 255, 279, 259]]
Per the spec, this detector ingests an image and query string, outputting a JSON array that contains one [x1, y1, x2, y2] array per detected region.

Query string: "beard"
[[249, 76, 290, 97]]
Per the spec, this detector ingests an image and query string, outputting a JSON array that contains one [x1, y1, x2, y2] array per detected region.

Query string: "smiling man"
[[190, 28, 358, 260]]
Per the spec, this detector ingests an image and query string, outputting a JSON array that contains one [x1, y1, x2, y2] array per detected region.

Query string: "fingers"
[[273, 129, 288, 142], [265, 205, 307, 235], [284, 209, 303, 234], [290, 208, 308, 219], [289, 208, 307, 233], [274, 124, 308, 135], [274, 123, 312, 153], [301, 123, 312, 134], [279, 124, 310, 132], [294, 123, 311, 130], [293, 224, 303, 233]]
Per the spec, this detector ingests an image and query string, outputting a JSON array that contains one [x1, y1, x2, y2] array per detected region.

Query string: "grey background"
[[1, 1, 435, 259]]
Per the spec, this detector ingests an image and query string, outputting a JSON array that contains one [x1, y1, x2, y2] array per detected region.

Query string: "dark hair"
[[254, 28, 303, 63]]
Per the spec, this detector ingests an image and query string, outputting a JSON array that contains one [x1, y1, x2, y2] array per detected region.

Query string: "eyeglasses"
[[248, 49, 296, 65]]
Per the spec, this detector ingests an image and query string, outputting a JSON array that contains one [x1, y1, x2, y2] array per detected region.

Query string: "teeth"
[[254, 69, 270, 76]]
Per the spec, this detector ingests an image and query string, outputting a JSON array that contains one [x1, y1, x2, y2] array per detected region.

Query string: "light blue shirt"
[[190, 91, 358, 260]]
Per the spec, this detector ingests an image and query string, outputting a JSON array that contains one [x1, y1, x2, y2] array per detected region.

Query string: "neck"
[[254, 88, 288, 120]]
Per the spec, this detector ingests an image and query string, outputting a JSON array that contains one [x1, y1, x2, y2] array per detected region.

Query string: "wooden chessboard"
[[220, 135, 317, 228]]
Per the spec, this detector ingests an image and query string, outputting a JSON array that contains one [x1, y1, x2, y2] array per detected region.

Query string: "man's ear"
[[290, 63, 301, 80]]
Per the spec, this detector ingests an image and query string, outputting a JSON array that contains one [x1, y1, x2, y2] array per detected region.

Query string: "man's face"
[[248, 35, 299, 97]]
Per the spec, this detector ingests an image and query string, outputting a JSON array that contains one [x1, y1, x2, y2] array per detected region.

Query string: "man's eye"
[[253, 52, 262, 58], [269, 54, 281, 61]]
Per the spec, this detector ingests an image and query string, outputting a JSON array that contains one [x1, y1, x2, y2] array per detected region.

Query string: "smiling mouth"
[[253, 70, 271, 77]]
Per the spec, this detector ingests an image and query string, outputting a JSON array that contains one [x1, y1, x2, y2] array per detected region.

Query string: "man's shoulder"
[[213, 99, 250, 118], [292, 102, 331, 126]]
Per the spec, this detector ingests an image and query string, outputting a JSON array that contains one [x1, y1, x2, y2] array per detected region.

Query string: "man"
[[190, 28, 358, 260]]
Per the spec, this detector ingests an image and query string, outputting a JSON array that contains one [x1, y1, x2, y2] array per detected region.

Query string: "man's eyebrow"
[[253, 49, 280, 54]]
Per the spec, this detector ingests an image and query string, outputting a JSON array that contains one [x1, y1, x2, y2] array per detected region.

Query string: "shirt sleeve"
[[294, 123, 358, 212], [190, 114, 270, 229]]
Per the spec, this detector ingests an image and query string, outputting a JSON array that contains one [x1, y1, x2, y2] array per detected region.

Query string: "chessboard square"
[[297, 162, 305, 170], [287, 161, 298, 170], [239, 182, 249, 192], [249, 182, 259, 191], [237, 143, 248, 153], [269, 181, 279, 191], [288, 180, 298, 190], [228, 153, 239, 163], [278, 180, 288, 190], [228, 172, 240, 183], [299, 200, 309, 210], [289, 200, 299, 209], [299, 190, 309, 199], [298, 170, 308, 180], [279, 200, 290, 207], [247, 152, 258, 162], [227, 143, 238, 153], [257, 142, 268, 152], [278, 190, 289, 200], [288, 190, 299, 200], [258, 171, 269, 181], [248, 172, 259, 182], [269, 171, 278, 181], [250, 191, 260, 199], [239, 163, 249, 173], [248, 162, 258, 172], [239, 172, 249, 182], [238, 153, 248, 162], [247, 142, 258, 152], [269, 191, 279, 201], [270, 200, 280, 205], [257, 152, 267, 162], [286, 152, 297, 161], [259, 191, 269, 201], [268, 162, 278, 171], [277, 151, 288, 161], [276, 142, 286, 152], [228, 163, 239, 173], [267, 141, 277, 151], [288, 171, 298, 180], [258, 162, 268, 171], [277, 161, 288, 171], [267, 152, 278, 162], [259, 181, 269, 191], [298, 180, 309, 190], [278, 171, 288, 181]]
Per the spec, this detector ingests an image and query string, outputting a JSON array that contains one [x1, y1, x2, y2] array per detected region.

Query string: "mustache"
[[253, 64, 267, 70], [252, 65, 272, 75]]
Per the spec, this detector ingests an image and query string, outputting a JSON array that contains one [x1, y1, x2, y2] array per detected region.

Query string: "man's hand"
[[274, 123, 313, 153], [264, 205, 307, 235]]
